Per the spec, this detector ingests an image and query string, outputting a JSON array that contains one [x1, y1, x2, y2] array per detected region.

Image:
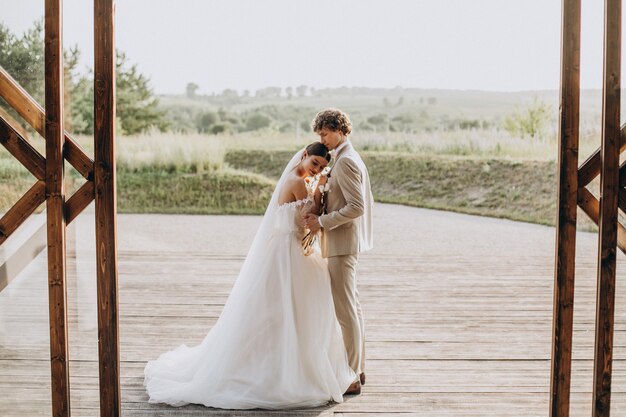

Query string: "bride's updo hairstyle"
[[305, 142, 331, 162], [311, 108, 352, 136]]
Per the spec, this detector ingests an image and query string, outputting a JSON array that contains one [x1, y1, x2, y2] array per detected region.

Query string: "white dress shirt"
[[318, 140, 350, 228]]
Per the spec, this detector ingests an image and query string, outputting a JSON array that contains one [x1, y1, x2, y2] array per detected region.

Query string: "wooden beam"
[[578, 187, 598, 220], [618, 159, 626, 187], [65, 180, 94, 225], [45, 1, 71, 416], [0, 116, 45, 180], [578, 125, 626, 188], [578, 187, 626, 254], [65, 140, 94, 181], [0, 105, 30, 141], [0, 181, 46, 245], [0, 211, 46, 292], [0, 66, 45, 134], [0, 66, 94, 181], [94, 1, 121, 415], [619, 187, 626, 219], [551, 1, 581, 416], [593, 0, 621, 415]]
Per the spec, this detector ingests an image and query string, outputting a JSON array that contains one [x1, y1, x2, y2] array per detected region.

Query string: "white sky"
[[0, 0, 610, 94]]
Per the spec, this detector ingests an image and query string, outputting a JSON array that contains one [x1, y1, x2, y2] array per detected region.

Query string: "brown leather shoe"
[[344, 380, 361, 395], [360, 372, 366, 385]]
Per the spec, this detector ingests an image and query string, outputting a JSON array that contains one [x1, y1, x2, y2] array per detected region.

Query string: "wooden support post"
[[94, 0, 121, 415], [44, 0, 70, 416], [593, 0, 621, 415], [550, 1, 581, 416]]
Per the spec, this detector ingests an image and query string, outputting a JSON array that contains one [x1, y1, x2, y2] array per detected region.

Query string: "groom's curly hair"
[[311, 108, 352, 136]]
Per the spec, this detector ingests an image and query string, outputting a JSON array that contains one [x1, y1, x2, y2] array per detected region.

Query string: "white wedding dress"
[[144, 150, 356, 410]]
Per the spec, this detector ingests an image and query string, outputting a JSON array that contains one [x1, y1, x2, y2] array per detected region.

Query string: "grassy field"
[[118, 169, 274, 214], [0, 130, 602, 229], [110, 129, 602, 160], [225, 149, 560, 226]]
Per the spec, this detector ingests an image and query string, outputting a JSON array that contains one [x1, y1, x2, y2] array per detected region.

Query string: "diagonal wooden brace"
[[618, 160, 626, 188], [65, 180, 95, 225], [578, 123, 626, 188], [0, 180, 46, 245], [0, 66, 94, 180], [619, 186, 626, 215], [0, 115, 45, 180], [578, 187, 626, 254]]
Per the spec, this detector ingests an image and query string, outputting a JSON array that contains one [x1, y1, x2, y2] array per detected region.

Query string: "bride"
[[144, 142, 356, 409]]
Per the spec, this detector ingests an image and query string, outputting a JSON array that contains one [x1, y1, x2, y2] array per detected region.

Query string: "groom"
[[304, 109, 374, 395]]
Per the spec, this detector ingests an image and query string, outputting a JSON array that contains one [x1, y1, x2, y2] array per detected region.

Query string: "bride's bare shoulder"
[[278, 174, 307, 204]]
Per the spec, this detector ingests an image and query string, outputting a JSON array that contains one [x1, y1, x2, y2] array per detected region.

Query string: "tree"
[[296, 85, 308, 97], [391, 113, 416, 132], [211, 123, 229, 134], [115, 51, 168, 134], [367, 113, 388, 126], [255, 86, 281, 98], [285, 86, 293, 99], [503, 98, 552, 139], [0, 21, 45, 104], [459, 119, 481, 130], [0, 21, 168, 136], [197, 111, 219, 133], [300, 121, 311, 132], [64, 46, 91, 133], [245, 112, 272, 131], [221, 89, 239, 99], [0, 22, 86, 134], [67, 52, 169, 135], [0, 21, 45, 136], [186, 82, 199, 99]]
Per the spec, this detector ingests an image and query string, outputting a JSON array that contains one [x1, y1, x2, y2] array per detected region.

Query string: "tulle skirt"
[[144, 231, 355, 409]]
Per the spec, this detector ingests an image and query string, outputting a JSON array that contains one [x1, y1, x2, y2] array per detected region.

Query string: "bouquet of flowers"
[[301, 169, 331, 255]]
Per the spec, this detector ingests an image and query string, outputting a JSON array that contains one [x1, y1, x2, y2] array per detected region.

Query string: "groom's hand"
[[303, 213, 322, 233]]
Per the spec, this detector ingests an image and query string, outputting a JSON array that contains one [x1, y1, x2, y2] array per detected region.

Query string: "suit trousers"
[[327, 254, 365, 376]]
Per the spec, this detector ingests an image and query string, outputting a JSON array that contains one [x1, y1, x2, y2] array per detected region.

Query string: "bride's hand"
[[318, 174, 328, 186]]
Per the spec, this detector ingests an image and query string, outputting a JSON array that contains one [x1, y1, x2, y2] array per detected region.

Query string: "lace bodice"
[[275, 196, 315, 235]]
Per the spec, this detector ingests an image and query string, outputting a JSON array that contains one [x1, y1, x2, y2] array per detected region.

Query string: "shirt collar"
[[332, 139, 350, 158]]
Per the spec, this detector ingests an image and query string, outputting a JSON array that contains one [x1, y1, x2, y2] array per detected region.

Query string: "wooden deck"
[[1, 203, 626, 416]]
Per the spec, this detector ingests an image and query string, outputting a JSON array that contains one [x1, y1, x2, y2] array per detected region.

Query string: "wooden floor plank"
[[2, 203, 626, 415]]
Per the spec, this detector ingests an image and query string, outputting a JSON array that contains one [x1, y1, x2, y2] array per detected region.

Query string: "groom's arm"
[[319, 158, 364, 231]]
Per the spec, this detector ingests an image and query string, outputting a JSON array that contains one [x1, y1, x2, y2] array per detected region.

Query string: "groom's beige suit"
[[319, 140, 373, 376]]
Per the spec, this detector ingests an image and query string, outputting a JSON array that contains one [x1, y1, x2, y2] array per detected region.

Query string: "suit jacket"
[[319, 142, 374, 258]]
